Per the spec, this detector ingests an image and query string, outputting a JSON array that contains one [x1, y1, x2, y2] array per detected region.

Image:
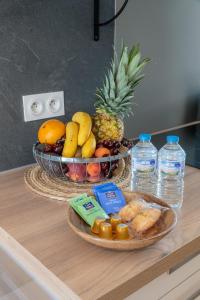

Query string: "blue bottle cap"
[[139, 133, 151, 142], [167, 135, 179, 143]]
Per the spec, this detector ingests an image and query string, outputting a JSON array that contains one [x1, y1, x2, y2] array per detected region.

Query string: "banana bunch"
[[62, 112, 96, 158]]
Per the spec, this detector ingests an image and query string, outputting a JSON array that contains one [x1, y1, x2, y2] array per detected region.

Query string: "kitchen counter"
[[0, 166, 200, 300]]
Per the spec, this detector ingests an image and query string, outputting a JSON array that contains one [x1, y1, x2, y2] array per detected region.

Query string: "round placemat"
[[24, 158, 131, 202]]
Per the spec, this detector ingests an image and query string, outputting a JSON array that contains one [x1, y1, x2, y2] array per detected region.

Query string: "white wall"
[[115, 0, 200, 138]]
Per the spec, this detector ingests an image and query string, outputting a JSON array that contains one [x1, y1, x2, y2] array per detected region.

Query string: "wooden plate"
[[66, 191, 177, 251]]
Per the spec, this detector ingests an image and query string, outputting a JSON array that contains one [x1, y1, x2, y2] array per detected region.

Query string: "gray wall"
[[115, 0, 200, 138], [0, 0, 114, 171]]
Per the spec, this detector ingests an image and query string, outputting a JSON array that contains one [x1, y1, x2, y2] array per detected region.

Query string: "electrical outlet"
[[22, 91, 65, 122]]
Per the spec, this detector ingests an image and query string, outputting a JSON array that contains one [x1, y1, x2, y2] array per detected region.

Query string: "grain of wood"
[[0, 166, 199, 300], [0, 228, 80, 300], [67, 191, 177, 251]]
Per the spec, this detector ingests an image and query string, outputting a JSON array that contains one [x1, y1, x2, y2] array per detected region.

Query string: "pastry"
[[119, 199, 147, 222], [129, 199, 148, 211], [131, 208, 161, 233]]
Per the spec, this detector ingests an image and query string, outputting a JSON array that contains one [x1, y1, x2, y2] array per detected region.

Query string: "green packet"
[[69, 193, 87, 205], [69, 194, 108, 226]]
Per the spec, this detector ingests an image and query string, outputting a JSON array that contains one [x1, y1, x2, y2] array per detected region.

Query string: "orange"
[[38, 119, 65, 145]]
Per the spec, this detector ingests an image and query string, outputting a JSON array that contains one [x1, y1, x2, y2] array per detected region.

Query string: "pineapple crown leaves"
[[95, 44, 150, 118]]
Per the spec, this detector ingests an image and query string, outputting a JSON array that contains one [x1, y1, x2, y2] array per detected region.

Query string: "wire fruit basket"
[[33, 143, 131, 183]]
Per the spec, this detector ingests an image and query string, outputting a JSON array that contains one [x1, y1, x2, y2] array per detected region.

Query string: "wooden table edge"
[[1, 230, 199, 300], [96, 236, 200, 300], [0, 164, 35, 176], [0, 227, 80, 300], [0, 164, 200, 300]]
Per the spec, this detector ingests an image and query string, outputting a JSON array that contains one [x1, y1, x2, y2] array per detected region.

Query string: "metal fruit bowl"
[[33, 143, 131, 183]]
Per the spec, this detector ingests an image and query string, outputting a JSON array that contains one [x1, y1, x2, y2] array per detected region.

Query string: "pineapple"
[[93, 44, 150, 142]]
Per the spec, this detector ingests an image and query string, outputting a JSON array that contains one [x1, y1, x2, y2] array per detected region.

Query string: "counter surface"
[[0, 166, 199, 300]]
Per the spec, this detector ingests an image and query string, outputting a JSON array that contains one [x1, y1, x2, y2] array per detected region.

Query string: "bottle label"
[[133, 158, 156, 173], [159, 161, 184, 176]]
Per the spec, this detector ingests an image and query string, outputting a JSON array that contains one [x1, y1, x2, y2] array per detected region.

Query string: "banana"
[[72, 112, 92, 146], [62, 122, 79, 157], [82, 132, 96, 158]]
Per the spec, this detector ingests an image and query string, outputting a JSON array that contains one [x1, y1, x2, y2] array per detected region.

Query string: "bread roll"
[[131, 208, 161, 233], [119, 199, 147, 222]]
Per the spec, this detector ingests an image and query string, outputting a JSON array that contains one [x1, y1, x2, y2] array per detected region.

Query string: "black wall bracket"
[[94, 0, 129, 41]]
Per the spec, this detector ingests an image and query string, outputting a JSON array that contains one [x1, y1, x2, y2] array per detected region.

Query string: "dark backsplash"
[[0, 0, 114, 171]]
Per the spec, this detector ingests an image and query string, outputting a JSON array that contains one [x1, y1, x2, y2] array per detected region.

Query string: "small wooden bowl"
[[66, 191, 177, 251]]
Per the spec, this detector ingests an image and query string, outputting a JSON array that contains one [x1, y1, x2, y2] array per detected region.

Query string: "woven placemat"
[[24, 158, 131, 202]]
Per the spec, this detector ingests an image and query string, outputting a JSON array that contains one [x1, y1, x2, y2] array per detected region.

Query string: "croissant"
[[131, 208, 161, 233], [119, 199, 147, 222]]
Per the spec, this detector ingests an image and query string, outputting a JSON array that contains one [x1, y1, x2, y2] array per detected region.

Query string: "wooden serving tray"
[[66, 191, 177, 251]]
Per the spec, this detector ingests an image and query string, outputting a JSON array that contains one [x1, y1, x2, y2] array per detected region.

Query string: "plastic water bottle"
[[131, 133, 158, 194], [157, 135, 186, 208]]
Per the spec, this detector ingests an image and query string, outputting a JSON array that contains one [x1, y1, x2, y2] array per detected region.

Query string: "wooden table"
[[0, 166, 199, 300]]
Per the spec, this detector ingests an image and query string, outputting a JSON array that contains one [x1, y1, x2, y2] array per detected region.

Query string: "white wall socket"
[[22, 91, 65, 122]]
